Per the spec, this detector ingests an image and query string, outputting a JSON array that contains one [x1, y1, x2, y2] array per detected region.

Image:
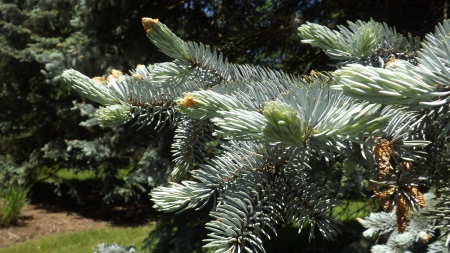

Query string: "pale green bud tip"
[[96, 104, 132, 128], [263, 101, 304, 144], [263, 101, 298, 124], [142, 17, 159, 34]]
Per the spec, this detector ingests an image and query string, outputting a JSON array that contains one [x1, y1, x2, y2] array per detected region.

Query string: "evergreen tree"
[[0, 0, 323, 201], [0, 0, 178, 200], [2, 1, 450, 252], [0, 0, 445, 201], [1, 0, 335, 202], [63, 17, 450, 252]]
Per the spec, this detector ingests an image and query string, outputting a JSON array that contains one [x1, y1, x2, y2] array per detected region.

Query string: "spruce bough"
[[63, 18, 450, 252]]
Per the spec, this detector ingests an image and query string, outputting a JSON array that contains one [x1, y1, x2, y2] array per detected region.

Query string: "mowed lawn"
[[0, 224, 155, 253]]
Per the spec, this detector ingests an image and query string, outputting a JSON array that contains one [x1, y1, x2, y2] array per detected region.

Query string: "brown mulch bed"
[[0, 182, 158, 248], [0, 204, 109, 248]]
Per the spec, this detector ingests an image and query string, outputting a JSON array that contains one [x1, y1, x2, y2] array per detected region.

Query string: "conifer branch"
[[63, 17, 450, 252]]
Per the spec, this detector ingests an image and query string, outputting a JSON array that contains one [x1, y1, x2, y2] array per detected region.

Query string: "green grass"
[[38, 168, 132, 183], [0, 224, 155, 253], [55, 169, 98, 181], [332, 199, 378, 221]]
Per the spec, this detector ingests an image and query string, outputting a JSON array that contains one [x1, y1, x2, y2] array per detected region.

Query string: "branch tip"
[[92, 76, 106, 85], [179, 94, 196, 107], [142, 17, 159, 33]]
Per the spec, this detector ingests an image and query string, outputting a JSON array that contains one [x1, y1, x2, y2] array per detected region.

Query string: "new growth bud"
[[142, 17, 159, 33], [141, 17, 190, 61], [96, 104, 132, 127], [263, 100, 305, 146], [179, 94, 196, 108]]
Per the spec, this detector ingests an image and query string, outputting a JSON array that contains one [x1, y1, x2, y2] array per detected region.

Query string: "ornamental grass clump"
[[0, 185, 30, 226]]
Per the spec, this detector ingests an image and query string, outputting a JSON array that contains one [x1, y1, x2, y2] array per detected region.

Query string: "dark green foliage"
[[0, 0, 190, 201]]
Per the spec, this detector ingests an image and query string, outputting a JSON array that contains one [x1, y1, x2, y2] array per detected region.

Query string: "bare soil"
[[0, 182, 157, 248]]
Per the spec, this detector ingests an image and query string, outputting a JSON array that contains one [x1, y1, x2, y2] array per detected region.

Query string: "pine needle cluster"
[[63, 18, 450, 252]]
